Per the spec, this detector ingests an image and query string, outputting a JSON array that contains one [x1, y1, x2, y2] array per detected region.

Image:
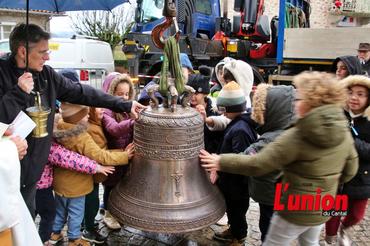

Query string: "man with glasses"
[[0, 23, 146, 217]]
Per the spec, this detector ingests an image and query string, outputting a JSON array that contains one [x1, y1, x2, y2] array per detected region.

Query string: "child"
[[332, 56, 363, 80], [101, 73, 136, 229], [246, 84, 295, 242], [325, 75, 370, 245], [37, 142, 113, 245], [206, 59, 254, 131], [187, 73, 223, 155], [211, 81, 257, 245], [51, 103, 132, 246], [82, 107, 134, 243], [200, 72, 358, 246], [37, 102, 113, 245], [138, 81, 163, 106]]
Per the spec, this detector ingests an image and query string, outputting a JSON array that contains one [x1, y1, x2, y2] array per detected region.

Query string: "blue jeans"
[[53, 194, 85, 240]]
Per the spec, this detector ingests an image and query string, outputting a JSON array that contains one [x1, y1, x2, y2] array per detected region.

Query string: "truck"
[[123, 0, 370, 85]]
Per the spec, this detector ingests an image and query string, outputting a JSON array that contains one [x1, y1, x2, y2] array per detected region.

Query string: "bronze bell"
[[26, 92, 50, 138], [109, 106, 225, 233]]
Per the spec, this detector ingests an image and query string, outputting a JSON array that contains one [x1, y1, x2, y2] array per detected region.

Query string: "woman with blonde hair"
[[200, 72, 359, 245]]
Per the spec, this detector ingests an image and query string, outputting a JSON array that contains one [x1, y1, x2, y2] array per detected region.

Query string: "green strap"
[[159, 36, 185, 96]]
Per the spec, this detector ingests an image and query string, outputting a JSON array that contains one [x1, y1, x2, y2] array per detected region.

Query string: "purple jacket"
[[36, 142, 99, 189], [101, 72, 135, 186], [102, 109, 134, 149]]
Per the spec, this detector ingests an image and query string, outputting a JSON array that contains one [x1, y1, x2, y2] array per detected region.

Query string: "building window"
[[0, 22, 16, 39]]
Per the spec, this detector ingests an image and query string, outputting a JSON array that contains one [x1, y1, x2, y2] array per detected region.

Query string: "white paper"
[[8, 111, 36, 140], [0, 122, 9, 138]]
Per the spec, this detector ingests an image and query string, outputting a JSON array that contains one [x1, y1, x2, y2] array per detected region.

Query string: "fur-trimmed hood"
[[252, 84, 295, 134], [342, 75, 370, 119], [102, 73, 135, 100], [54, 120, 88, 141]]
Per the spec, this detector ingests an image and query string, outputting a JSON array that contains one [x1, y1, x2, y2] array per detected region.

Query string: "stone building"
[[0, 8, 60, 39]]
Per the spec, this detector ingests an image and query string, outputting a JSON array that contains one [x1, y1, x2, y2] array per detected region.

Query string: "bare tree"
[[71, 1, 136, 50]]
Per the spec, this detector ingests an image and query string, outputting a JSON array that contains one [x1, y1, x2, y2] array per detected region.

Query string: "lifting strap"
[[159, 36, 185, 96]]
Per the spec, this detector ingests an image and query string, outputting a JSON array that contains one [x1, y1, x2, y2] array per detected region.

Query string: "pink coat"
[[36, 142, 99, 189]]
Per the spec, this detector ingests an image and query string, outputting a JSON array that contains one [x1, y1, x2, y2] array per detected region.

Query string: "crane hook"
[[151, 0, 180, 50], [151, 16, 180, 50]]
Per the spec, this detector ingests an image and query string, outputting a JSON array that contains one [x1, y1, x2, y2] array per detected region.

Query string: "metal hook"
[[151, 17, 180, 50]]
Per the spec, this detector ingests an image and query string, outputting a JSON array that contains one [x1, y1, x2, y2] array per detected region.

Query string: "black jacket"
[[362, 60, 370, 77], [0, 54, 132, 187], [218, 112, 257, 199], [342, 111, 370, 199]]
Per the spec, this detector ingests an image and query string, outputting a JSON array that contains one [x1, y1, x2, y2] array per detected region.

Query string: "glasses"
[[37, 50, 52, 57], [347, 91, 368, 99]]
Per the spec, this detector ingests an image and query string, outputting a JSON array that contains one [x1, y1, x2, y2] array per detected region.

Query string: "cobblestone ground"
[[52, 190, 370, 246]]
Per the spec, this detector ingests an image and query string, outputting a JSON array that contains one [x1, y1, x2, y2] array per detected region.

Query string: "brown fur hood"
[[53, 120, 88, 141], [251, 83, 295, 134], [107, 74, 135, 100], [342, 75, 370, 119]]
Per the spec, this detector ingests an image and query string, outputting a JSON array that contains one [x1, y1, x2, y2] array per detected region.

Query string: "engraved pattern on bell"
[[109, 106, 226, 233]]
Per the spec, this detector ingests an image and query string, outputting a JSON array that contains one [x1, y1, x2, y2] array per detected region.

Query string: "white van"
[[0, 37, 114, 89], [47, 37, 115, 89]]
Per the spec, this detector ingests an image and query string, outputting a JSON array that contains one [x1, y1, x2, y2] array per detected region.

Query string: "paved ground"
[[53, 192, 370, 246]]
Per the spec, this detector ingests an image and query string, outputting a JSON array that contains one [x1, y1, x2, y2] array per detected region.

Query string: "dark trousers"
[[224, 193, 250, 240], [84, 183, 100, 231], [258, 203, 274, 242], [36, 187, 56, 243], [103, 185, 114, 210], [21, 182, 38, 219]]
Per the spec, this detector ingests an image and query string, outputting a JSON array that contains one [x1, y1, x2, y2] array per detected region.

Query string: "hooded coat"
[[53, 120, 129, 197], [219, 105, 358, 226], [332, 56, 364, 76], [341, 75, 370, 199], [101, 73, 135, 186], [101, 73, 135, 149], [246, 85, 295, 205]]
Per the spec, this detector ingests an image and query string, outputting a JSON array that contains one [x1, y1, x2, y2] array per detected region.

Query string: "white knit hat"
[[223, 60, 254, 108]]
